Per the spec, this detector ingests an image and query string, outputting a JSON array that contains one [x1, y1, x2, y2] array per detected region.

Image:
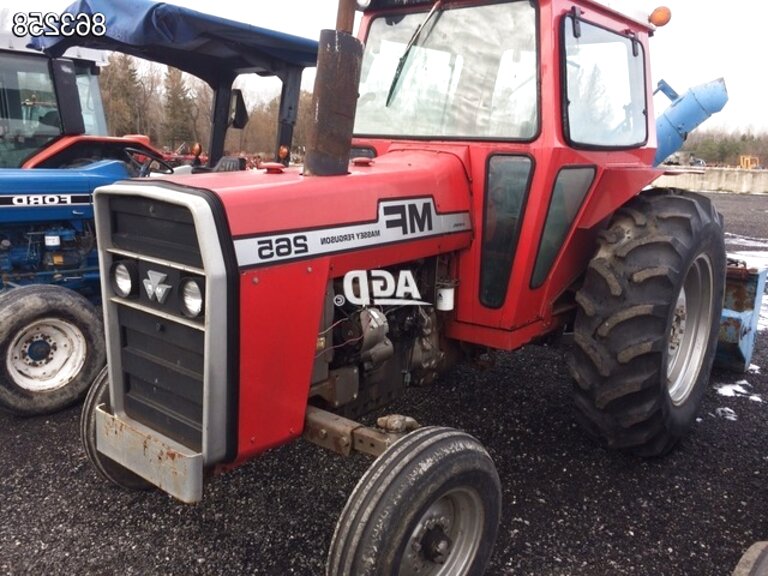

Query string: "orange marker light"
[[649, 6, 672, 27], [278, 145, 290, 160]]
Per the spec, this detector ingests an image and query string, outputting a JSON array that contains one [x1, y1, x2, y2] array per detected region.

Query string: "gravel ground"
[[1, 192, 767, 576]]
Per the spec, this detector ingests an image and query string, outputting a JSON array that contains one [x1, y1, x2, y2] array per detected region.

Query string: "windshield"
[[355, 0, 538, 140], [0, 52, 107, 168]]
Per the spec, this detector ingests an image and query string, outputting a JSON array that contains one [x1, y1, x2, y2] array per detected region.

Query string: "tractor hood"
[[0, 159, 130, 221], [152, 149, 473, 269]]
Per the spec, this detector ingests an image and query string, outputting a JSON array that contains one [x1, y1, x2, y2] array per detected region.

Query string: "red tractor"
[[83, 0, 726, 573]]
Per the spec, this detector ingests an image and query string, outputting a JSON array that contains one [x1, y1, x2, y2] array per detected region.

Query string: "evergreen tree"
[[99, 53, 142, 136], [162, 67, 194, 149]]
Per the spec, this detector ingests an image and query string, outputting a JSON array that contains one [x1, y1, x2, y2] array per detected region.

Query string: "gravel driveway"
[[1, 192, 767, 576]]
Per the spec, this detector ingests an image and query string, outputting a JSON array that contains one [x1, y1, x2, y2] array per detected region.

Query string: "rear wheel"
[[327, 426, 501, 576], [0, 285, 105, 415], [570, 189, 725, 456], [80, 367, 152, 491]]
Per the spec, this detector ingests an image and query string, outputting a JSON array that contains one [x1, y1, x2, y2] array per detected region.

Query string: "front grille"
[[110, 196, 202, 267], [107, 196, 206, 452], [98, 183, 236, 463], [119, 306, 204, 450]]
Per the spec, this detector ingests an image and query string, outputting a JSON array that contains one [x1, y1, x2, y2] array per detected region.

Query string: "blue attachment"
[[29, 0, 318, 86], [653, 78, 728, 166], [715, 262, 768, 372]]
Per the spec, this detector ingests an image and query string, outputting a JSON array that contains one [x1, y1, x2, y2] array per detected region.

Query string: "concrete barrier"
[[654, 168, 768, 194]]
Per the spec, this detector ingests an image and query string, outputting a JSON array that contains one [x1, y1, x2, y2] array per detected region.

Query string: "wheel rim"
[[666, 254, 714, 406], [6, 318, 87, 393], [399, 487, 485, 576]]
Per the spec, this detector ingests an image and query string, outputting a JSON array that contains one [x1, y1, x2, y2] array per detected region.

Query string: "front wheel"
[[0, 285, 105, 415], [80, 367, 152, 491], [327, 426, 501, 576], [570, 189, 725, 456], [733, 542, 768, 576]]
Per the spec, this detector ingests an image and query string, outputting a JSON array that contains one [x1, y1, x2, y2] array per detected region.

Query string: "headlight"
[[110, 261, 138, 298], [180, 277, 205, 318], [356, 0, 371, 8]]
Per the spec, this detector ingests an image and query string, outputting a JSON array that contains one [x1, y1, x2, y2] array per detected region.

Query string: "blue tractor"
[[0, 2, 318, 415]]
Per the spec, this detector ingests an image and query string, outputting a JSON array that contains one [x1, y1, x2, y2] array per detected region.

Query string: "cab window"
[[562, 16, 647, 148]]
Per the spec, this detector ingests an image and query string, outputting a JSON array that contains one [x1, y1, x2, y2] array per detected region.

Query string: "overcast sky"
[[19, 0, 768, 133]]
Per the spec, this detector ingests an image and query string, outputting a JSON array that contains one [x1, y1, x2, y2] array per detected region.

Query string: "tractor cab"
[[350, 0, 663, 345], [0, 26, 108, 168]]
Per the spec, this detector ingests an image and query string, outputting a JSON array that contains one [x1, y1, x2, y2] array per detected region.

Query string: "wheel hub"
[[6, 318, 87, 393], [421, 525, 453, 564], [667, 290, 687, 365], [400, 488, 484, 576], [666, 254, 715, 406], [23, 336, 55, 365]]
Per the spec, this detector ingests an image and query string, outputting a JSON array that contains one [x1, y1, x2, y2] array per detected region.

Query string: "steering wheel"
[[122, 146, 175, 177]]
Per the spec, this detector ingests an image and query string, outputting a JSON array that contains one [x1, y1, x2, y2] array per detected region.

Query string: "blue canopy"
[[30, 0, 318, 85]]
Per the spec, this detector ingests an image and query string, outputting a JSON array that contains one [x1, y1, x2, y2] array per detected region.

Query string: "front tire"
[[733, 542, 768, 576], [327, 426, 501, 576], [570, 189, 725, 456], [80, 367, 152, 491], [0, 285, 105, 415]]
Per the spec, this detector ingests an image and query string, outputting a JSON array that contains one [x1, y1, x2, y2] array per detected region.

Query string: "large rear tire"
[[0, 285, 105, 416], [570, 189, 725, 456], [327, 426, 501, 576]]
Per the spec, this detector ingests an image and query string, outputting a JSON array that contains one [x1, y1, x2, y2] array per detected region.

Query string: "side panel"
[[237, 258, 331, 458]]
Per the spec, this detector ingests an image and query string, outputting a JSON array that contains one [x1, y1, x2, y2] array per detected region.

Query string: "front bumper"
[[96, 404, 203, 503]]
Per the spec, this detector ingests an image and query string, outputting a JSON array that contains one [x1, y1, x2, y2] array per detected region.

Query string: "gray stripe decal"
[[234, 198, 471, 268]]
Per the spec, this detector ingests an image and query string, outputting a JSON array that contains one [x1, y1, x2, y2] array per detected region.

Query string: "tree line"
[[99, 53, 314, 159], [681, 131, 767, 168]]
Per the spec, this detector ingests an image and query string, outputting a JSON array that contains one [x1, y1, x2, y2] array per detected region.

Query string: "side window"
[[531, 166, 595, 287], [563, 16, 646, 148], [0, 54, 61, 168], [480, 155, 533, 308]]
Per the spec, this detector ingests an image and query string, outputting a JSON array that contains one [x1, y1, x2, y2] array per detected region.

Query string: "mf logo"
[[384, 201, 433, 235], [143, 270, 172, 304], [339, 270, 429, 307]]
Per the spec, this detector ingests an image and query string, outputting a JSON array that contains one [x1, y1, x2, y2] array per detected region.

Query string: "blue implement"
[[715, 259, 767, 372]]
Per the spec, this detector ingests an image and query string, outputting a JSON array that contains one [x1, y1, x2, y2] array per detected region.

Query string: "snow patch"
[[715, 381, 763, 403], [724, 233, 768, 249], [748, 364, 762, 374], [715, 407, 738, 421], [715, 383, 750, 398]]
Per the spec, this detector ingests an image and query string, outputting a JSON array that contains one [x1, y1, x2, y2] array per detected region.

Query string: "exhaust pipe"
[[304, 0, 363, 176]]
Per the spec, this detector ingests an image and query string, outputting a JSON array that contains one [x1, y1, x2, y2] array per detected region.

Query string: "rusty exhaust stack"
[[304, 0, 363, 176]]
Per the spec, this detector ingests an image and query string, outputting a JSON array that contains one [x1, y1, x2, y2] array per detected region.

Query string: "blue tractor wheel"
[[0, 285, 105, 415]]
